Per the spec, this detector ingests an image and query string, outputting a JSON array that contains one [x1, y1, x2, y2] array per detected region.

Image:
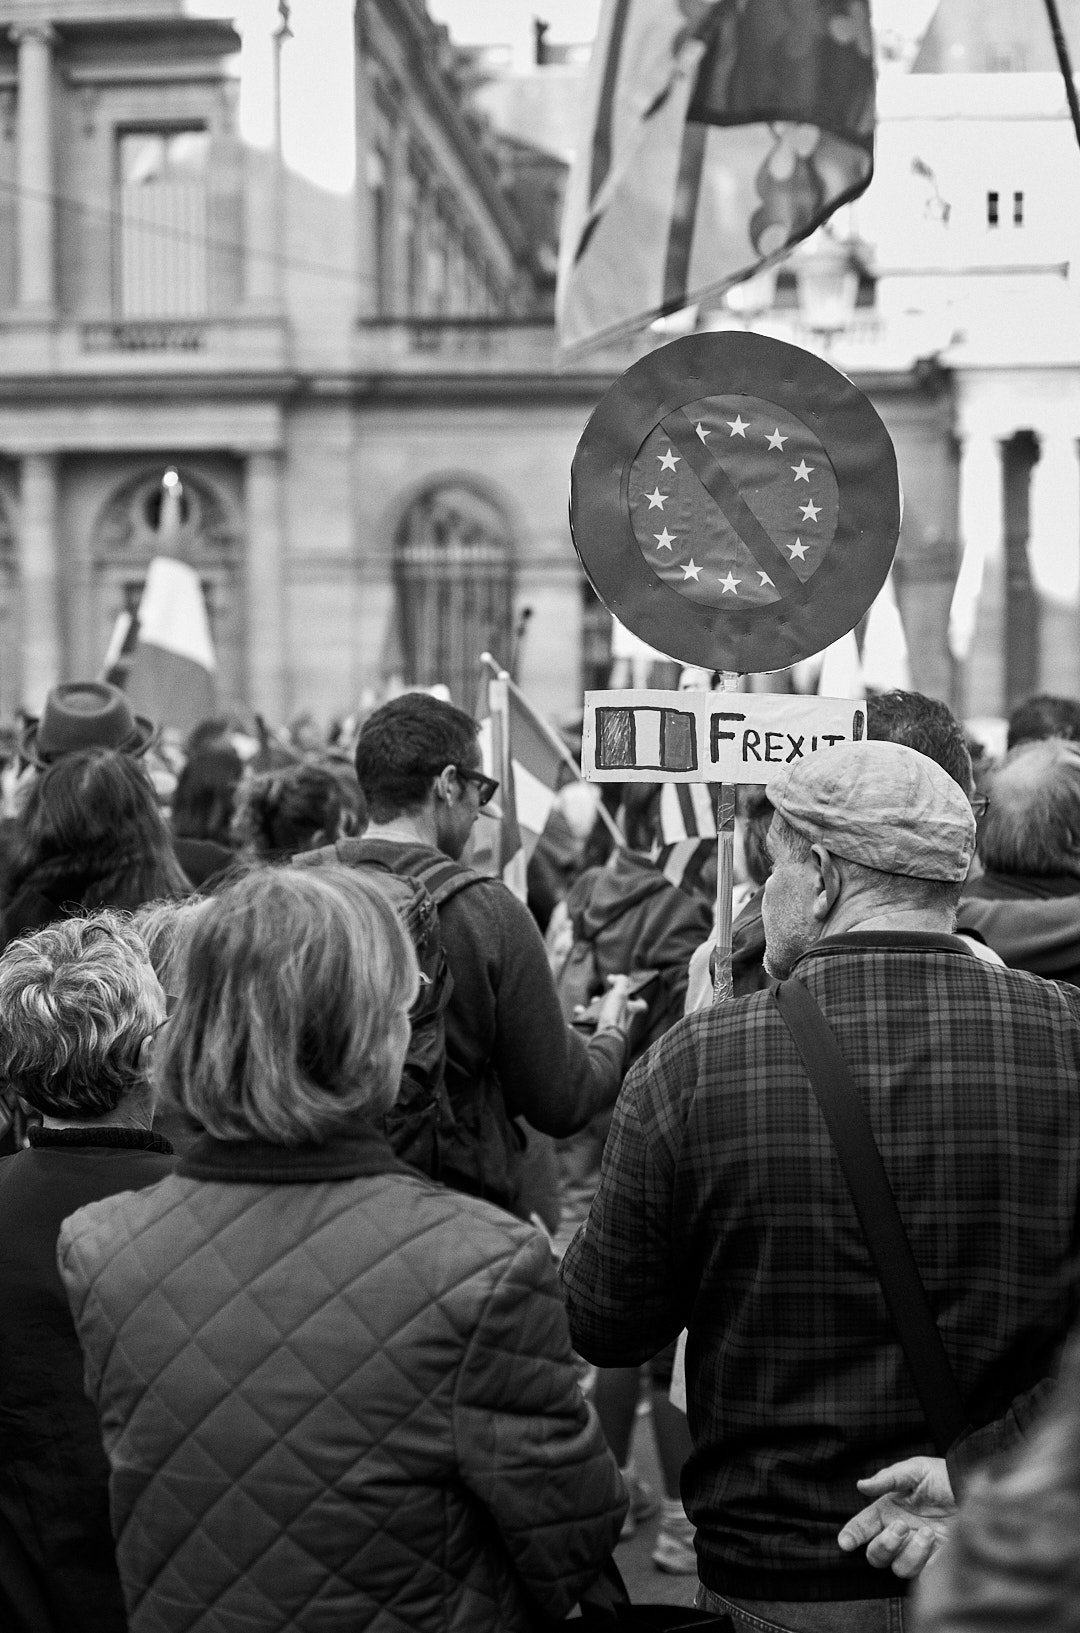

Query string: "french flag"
[[124, 471, 218, 737]]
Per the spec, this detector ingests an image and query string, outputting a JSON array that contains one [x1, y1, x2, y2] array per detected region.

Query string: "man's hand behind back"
[[837, 1455, 956, 1579]]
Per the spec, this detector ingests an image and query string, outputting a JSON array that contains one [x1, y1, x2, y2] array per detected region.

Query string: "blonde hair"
[[0, 912, 163, 1118], [156, 866, 419, 1145]]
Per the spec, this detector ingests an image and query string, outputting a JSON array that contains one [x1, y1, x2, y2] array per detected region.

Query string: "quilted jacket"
[[57, 1123, 626, 1633]]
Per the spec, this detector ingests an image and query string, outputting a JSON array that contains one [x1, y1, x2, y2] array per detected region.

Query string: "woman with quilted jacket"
[[57, 866, 625, 1633]]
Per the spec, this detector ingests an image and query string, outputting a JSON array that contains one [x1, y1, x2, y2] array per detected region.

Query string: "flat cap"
[[766, 740, 975, 883]]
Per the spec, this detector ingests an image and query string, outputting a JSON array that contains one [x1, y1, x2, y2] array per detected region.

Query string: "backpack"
[[292, 837, 481, 1177]]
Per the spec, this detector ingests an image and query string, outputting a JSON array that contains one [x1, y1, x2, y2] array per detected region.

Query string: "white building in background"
[[859, 0, 1080, 721], [2, 0, 1080, 733]]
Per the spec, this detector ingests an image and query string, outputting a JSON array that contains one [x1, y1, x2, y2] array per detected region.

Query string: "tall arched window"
[[395, 482, 514, 706]]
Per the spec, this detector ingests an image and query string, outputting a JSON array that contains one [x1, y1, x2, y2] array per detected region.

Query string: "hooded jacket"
[[564, 849, 713, 1059]]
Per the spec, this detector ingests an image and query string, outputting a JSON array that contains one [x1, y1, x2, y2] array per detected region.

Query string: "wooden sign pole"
[[712, 672, 739, 1005]]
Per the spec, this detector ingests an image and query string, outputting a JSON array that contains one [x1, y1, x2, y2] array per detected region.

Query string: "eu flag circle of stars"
[[627, 395, 839, 610]]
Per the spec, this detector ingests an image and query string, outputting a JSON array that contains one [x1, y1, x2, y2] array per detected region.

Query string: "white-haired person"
[[57, 867, 626, 1633], [0, 915, 175, 1633]]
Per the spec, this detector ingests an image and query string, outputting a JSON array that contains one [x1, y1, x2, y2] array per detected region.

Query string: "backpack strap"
[[773, 976, 969, 1455], [410, 855, 490, 910]]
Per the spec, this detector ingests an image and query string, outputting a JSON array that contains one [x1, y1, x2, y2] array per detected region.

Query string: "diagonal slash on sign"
[[659, 409, 803, 597]]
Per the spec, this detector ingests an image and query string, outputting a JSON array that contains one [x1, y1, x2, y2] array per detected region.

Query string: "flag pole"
[[1045, 0, 1080, 157], [711, 671, 740, 1004], [479, 651, 625, 848]]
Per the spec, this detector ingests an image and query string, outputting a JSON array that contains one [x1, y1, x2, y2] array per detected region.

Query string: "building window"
[[395, 483, 513, 705], [116, 128, 210, 318], [987, 190, 999, 227], [1013, 190, 1024, 226]]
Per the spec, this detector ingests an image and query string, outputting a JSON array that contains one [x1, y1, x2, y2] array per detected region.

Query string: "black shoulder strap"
[[411, 855, 489, 910], [773, 976, 968, 1454]]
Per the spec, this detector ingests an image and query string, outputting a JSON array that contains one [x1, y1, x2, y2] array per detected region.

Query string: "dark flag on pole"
[[556, 0, 876, 356]]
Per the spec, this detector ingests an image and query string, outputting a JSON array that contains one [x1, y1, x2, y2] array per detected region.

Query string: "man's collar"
[[794, 930, 978, 970]]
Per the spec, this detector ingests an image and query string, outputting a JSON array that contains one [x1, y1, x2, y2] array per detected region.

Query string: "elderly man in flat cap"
[[561, 741, 1080, 1633]]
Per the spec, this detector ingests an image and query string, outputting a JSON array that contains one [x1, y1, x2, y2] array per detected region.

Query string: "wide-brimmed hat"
[[20, 682, 156, 767]]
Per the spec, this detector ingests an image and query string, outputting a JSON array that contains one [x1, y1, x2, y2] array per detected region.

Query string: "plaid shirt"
[[560, 932, 1080, 1601]]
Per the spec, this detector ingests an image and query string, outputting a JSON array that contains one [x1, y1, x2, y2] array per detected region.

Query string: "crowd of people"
[[1, 675, 1080, 1631]]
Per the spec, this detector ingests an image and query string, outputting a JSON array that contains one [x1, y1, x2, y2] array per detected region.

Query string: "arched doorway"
[[394, 481, 514, 706], [92, 466, 243, 701]]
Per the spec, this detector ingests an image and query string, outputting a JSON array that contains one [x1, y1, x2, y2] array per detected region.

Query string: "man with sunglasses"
[[351, 691, 635, 1219]]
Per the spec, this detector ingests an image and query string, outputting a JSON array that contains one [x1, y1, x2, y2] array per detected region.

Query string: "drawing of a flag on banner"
[[556, 0, 875, 355], [123, 471, 217, 737], [474, 665, 572, 897]]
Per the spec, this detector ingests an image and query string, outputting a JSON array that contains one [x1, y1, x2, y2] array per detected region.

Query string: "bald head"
[[981, 737, 1080, 879]]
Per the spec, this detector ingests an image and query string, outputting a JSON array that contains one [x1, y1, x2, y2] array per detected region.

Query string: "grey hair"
[[156, 866, 419, 1145], [0, 912, 163, 1119], [980, 737, 1080, 878], [131, 896, 210, 994]]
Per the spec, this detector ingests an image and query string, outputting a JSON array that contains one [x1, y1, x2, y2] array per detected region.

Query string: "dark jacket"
[[564, 848, 713, 1059], [57, 1124, 626, 1633], [0, 1125, 174, 1633], [959, 872, 1080, 986], [300, 838, 626, 1215]]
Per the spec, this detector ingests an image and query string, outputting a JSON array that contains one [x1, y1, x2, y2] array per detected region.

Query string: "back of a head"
[[980, 737, 1080, 879], [866, 689, 973, 796], [11, 748, 186, 905], [1007, 693, 1080, 751], [232, 763, 355, 860], [171, 745, 244, 845], [157, 866, 419, 1145], [132, 896, 209, 993], [354, 693, 478, 822], [0, 913, 161, 1121]]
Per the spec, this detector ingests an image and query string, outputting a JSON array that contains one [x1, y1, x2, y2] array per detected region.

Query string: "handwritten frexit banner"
[[582, 690, 867, 785]]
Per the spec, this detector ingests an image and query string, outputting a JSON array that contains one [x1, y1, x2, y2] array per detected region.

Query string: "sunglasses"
[[453, 766, 500, 808]]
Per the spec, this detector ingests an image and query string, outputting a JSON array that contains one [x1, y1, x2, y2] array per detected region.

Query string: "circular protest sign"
[[570, 331, 900, 673]]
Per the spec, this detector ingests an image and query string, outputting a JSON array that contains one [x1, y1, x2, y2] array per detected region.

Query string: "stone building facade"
[[8, 0, 1074, 734]]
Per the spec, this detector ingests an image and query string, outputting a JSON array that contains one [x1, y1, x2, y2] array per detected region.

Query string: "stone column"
[[952, 430, 1006, 719], [244, 450, 287, 721], [11, 22, 56, 316], [386, 115, 409, 311], [239, 11, 282, 312], [18, 452, 60, 712], [1029, 430, 1080, 697]]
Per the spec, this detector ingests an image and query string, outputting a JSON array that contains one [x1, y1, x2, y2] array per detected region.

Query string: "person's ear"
[[810, 844, 842, 922], [433, 765, 457, 806]]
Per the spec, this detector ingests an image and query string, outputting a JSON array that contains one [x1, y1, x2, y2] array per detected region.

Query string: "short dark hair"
[[981, 737, 1080, 878], [866, 690, 972, 795], [1007, 693, 1080, 751], [353, 694, 479, 822]]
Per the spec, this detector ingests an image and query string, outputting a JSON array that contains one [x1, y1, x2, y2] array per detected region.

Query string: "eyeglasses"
[[970, 795, 989, 819], [453, 766, 500, 808]]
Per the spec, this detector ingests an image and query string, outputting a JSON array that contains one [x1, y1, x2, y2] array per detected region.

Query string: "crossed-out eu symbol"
[[570, 331, 901, 674]]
